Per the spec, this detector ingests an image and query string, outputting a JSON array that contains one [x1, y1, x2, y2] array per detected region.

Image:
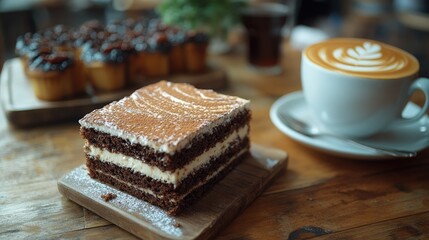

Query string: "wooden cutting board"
[[0, 58, 227, 128], [57, 144, 287, 240]]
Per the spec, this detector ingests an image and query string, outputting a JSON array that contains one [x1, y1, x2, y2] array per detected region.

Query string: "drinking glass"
[[241, 0, 296, 75]]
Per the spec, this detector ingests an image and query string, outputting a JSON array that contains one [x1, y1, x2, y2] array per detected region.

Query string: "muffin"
[[16, 34, 53, 77], [26, 49, 74, 101], [73, 28, 111, 94], [167, 28, 186, 74], [129, 35, 147, 81], [144, 32, 171, 77], [82, 39, 130, 91], [184, 31, 209, 73]]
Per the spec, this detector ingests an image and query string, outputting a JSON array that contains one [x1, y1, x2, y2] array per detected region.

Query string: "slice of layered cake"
[[79, 81, 251, 214]]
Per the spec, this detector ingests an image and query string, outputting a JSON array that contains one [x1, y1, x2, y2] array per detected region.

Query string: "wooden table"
[[1, 43, 429, 239]]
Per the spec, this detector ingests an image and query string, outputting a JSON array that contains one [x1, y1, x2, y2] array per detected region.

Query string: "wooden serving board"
[[0, 58, 228, 128], [57, 144, 287, 240]]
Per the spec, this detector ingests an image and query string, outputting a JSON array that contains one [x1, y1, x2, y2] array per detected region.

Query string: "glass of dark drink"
[[241, 2, 291, 75]]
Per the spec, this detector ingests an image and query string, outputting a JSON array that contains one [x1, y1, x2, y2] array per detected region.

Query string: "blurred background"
[[1, 0, 429, 75]]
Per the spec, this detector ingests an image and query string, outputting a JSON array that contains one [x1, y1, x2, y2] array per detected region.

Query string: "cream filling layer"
[[94, 148, 247, 203], [86, 125, 249, 187]]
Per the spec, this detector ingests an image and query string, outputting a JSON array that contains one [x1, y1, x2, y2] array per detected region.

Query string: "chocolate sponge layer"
[[81, 110, 250, 171], [86, 137, 249, 196], [87, 148, 249, 215]]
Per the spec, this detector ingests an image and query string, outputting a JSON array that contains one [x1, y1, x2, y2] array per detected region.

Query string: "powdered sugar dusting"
[[79, 81, 250, 153], [63, 166, 183, 237]]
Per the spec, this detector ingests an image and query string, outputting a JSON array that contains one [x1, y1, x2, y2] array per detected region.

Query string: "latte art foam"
[[305, 38, 419, 79]]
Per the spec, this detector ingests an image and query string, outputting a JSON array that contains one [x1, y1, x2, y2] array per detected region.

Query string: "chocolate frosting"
[[146, 32, 171, 53], [29, 51, 73, 72], [15, 32, 33, 56], [166, 28, 186, 45], [185, 31, 209, 44], [16, 17, 210, 63], [81, 38, 135, 63]]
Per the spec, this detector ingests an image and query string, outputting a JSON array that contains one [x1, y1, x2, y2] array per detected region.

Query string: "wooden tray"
[[0, 58, 228, 128], [57, 144, 287, 240]]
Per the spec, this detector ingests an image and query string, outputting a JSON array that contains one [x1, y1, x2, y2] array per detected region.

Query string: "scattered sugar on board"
[[64, 166, 183, 237]]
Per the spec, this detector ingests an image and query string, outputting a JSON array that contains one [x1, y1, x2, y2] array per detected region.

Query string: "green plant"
[[157, 0, 246, 39]]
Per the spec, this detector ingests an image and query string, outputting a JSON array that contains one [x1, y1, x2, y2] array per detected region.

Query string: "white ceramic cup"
[[301, 38, 429, 138]]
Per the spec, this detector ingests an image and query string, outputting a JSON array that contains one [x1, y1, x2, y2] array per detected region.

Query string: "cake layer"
[[79, 81, 250, 153], [86, 137, 250, 197], [85, 126, 249, 186], [81, 110, 250, 171], [87, 148, 249, 215]]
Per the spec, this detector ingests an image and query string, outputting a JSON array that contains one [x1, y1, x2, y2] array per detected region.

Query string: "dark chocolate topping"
[[106, 18, 137, 34], [185, 31, 209, 44], [80, 20, 105, 33], [27, 44, 53, 60], [15, 17, 210, 64], [40, 25, 73, 47], [146, 32, 171, 53], [82, 39, 134, 63], [166, 28, 186, 45], [15, 33, 33, 56], [147, 19, 167, 34], [29, 51, 73, 72], [16, 34, 53, 58], [132, 36, 147, 52]]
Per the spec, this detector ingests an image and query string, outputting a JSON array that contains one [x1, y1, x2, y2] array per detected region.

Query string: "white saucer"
[[270, 91, 429, 159]]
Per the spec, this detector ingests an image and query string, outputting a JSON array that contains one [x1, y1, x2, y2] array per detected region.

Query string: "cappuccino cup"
[[302, 38, 429, 138]]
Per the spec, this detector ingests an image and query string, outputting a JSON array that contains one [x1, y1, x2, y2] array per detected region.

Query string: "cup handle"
[[399, 77, 429, 123]]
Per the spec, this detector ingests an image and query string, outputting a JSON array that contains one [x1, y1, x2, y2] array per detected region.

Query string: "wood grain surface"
[[1, 42, 429, 239], [57, 144, 287, 240]]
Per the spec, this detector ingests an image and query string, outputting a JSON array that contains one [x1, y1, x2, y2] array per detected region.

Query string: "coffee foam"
[[305, 38, 419, 79]]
